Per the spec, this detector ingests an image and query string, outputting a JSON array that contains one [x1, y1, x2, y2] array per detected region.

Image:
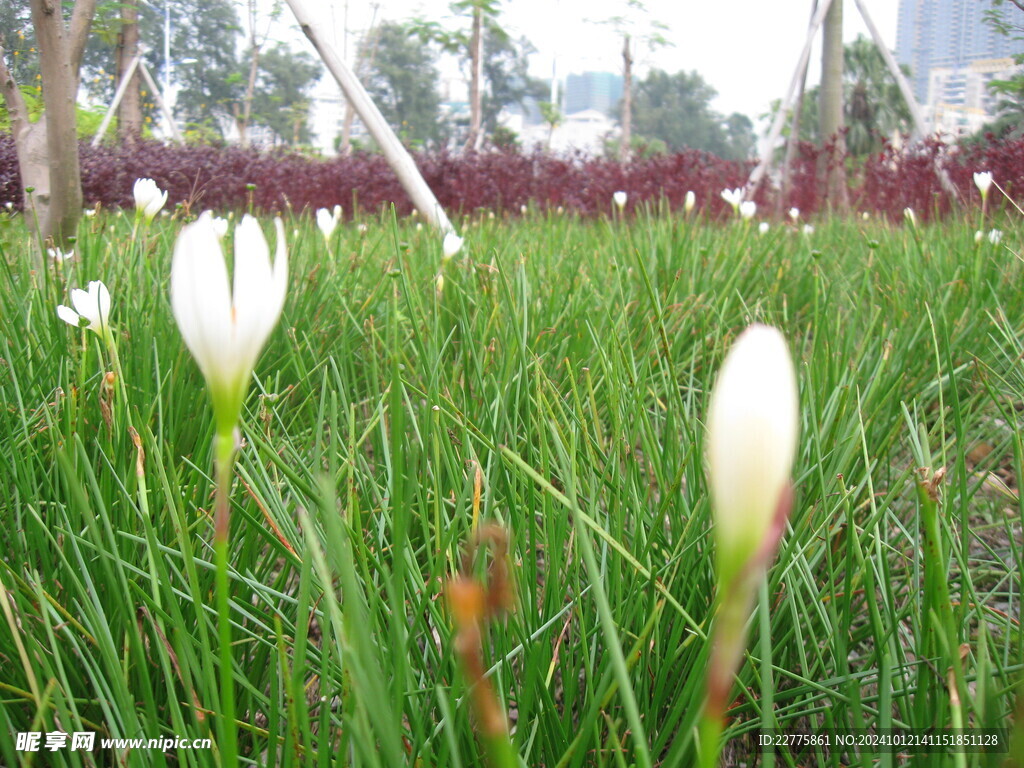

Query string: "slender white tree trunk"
[[116, 0, 142, 143], [819, 0, 848, 210], [619, 34, 632, 162], [465, 6, 483, 150]]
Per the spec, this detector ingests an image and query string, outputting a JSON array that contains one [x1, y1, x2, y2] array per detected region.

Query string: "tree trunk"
[[340, 19, 380, 156], [1, 0, 96, 250], [818, 0, 848, 210], [238, 45, 261, 147], [619, 34, 632, 162], [465, 6, 483, 150], [30, 0, 86, 247], [116, 0, 142, 143]]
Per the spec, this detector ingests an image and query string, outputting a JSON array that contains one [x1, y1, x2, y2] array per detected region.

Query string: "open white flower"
[[758, 222, 770, 235], [57, 280, 111, 338], [788, 207, 799, 221], [685, 190, 696, 213], [133, 178, 168, 222], [613, 190, 627, 210], [720, 188, 743, 211], [989, 229, 1003, 245], [707, 324, 798, 586], [171, 212, 288, 435], [974, 171, 993, 198], [442, 231, 463, 262], [802, 224, 814, 236], [316, 207, 340, 240], [739, 200, 757, 220], [211, 216, 229, 239]]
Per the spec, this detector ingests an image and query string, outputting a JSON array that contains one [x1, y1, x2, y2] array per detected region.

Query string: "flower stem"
[[214, 431, 238, 766]]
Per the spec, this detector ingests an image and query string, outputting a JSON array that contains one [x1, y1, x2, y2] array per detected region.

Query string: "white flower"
[[133, 178, 168, 222], [988, 229, 1003, 245], [903, 207, 916, 225], [416, 222, 423, 231], [48, 247, 74, 263], [685, 190, 696, 213], [170, 212, 288, 434], [84, 208, 96, 218], [802, 224, 814, 236], [556, 206, 564, 214], [720, 188, 743, 211], [488, 211, 495, 220], [739, 200, 757, 220], [707, 324, 798, 585], [975, 230, 984, 243], [57, 280, 111, 338], [520, 204, 528, 215], [4, 201, 13, 210], [434, 273, 445, 295], [758, 222, 770, 235], [974, 171, 993, 198], [211, 216, 229, 239], [442, 231, 463, 262], [613, 191, 627, 210], [861, 211, 870, 220], [316, 207, 339, 240], [788, 207, 799, 221], [333, 204, 342, 221]]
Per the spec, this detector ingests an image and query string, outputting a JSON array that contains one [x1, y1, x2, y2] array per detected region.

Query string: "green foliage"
[[363, 22, 444, 147], [983, 0, 1024, 138], [250, 44, 322, 146], [767, 35, 912, 155], [0, 1, 37, 83], [489, 123, 520, 149], [481, 22, 545, 135], [0, 85, 113, 139], [0, 210, 1020, 766], [630, 69, 755, 160]]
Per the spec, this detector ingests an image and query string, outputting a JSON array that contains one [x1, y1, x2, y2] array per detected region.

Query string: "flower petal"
[[57, 305, 81, 327], [170, 212, 233, 384]]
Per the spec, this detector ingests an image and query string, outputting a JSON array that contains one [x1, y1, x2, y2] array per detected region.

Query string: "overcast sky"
[[287, 0, 899, 123]]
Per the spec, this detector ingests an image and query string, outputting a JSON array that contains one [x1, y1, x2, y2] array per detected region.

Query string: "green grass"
[[0, 206, 1022, 767]]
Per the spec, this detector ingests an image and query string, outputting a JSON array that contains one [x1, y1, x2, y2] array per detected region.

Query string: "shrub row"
[[0, 133, 1020, 221]]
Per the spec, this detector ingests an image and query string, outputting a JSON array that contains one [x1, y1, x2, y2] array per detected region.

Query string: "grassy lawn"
[[0, 207, 1021, 766]]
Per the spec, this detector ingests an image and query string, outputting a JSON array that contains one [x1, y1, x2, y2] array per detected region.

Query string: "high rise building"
[[564, 72, 623, 117], [896, 0, 1023, 104]]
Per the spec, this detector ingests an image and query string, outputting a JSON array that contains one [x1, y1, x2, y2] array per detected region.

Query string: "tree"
[[771, 35, 912, 156], [115, 0, 141, 142], [539, 100, 560, 149], [363, 21, 443, 147], [596, 0, 670, 161], [410, 0, 503, 149], [0, 0, 97, 248], [629, 69, 753, 160], [249, 44, 321, 145], [147, 0, 242, 137], [983, 0, 1024, 138], [480, 24, 544, 136], [819, 0, 847, 208], [843, 35, 910, 155]]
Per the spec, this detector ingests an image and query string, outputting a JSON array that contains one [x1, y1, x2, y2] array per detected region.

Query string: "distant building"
[[518, 108, 617, 155], [896, 0, 1023, 104], [926, 57, 1023, 135], [564, 72, 623, 117]]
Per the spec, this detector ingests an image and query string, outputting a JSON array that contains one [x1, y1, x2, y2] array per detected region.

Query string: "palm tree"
[[843, 35, 911, 155]]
